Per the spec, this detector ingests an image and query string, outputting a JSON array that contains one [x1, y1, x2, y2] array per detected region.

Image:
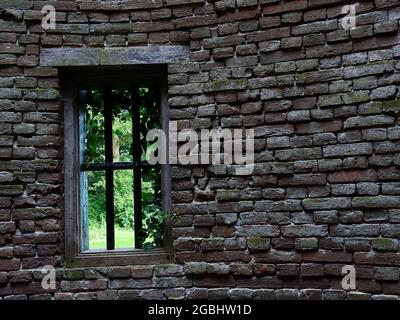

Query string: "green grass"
[[89, 225, 134, 250]]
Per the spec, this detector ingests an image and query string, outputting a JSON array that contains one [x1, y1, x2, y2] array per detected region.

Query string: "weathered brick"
[[282, 225, 328, 238], [323, 143, 373, 157], [353, 196, 400, 209], [302, 197, 352, 210]]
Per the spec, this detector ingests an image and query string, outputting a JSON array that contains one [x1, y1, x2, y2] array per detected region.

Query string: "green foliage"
[[87, 171, 106, 226], [113, 112, 132, 162], [141, 178, 165, 249], [81, 86, 165, 248], [81, 89, 105, 164], [114, 170, 134, 228]]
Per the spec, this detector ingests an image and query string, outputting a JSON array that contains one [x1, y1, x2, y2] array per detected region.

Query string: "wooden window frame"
[[62, 66, 173, 267]]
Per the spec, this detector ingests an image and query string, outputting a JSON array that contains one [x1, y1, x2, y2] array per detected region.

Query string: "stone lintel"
[[40, 46, 190, 66]]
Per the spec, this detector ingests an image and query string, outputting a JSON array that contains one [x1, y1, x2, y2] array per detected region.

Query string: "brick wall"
[[0, 0, 400, 300]]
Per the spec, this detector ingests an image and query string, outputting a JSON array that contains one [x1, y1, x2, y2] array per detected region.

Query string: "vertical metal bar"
[[104, 85, 115, 250], [132, 85, 142, 249]]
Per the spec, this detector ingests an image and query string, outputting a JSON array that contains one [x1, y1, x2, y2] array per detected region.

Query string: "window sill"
[[66, 248, 172, 267]]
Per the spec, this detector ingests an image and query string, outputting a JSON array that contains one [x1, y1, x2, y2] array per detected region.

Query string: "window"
[[63, 67, 172, 266]]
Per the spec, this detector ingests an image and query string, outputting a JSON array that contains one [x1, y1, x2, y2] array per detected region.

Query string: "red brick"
[[328, 169, 378, 183]]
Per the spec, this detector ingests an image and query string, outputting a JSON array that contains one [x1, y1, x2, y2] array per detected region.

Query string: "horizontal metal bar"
[[81, 161, 154, 171]]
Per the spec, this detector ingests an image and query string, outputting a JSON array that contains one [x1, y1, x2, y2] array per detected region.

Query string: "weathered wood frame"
[[62, 66, 172, 267]]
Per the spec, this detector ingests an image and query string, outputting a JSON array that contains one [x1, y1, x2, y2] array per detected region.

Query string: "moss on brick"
[[382, 99, 400, 112], [247, 237, 271, 250]]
